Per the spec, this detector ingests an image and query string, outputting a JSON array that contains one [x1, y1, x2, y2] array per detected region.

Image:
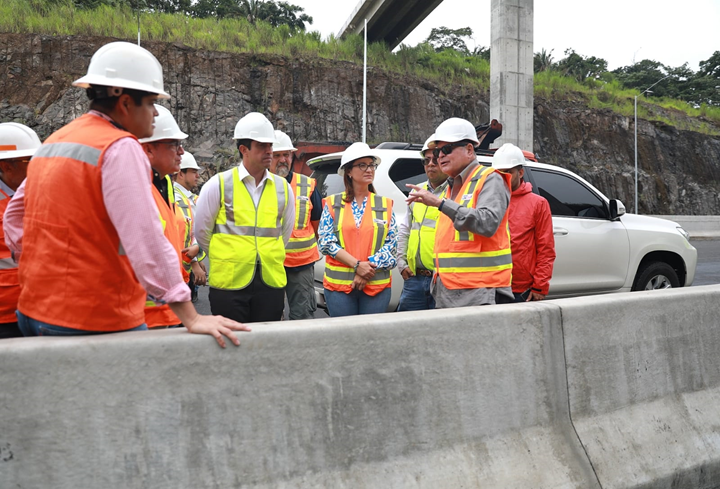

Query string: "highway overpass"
[[338, 0, 444, 49]]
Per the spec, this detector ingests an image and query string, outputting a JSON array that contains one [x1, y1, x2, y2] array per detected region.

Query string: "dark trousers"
[[0, 321, 23, 339], [209, 270, 285, 323]]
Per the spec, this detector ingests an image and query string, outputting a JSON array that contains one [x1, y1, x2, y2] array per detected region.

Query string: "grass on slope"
[[2, 0, 718, 133]]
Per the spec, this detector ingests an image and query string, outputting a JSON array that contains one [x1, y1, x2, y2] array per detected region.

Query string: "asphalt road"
[[194, 238, 720, 316], [193, 280, 330, 318], [690, 239, 720, 286]]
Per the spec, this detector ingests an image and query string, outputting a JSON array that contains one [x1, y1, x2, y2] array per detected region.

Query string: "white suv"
[[308, 143, 697, 309]]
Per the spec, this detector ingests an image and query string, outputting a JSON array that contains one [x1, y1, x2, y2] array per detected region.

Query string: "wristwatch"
[[354, 260, 361, 272]]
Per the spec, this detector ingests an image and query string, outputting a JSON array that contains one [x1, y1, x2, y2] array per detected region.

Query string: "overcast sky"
[[298, 0, 720, 72]]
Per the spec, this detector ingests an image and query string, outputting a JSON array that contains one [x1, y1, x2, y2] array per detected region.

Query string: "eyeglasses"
[[422, 156, 438, 166], [0, 157, 30, 165], [159, 140, 183, 151], [351, 162, 379, 172], [432, 141, 467, 159]]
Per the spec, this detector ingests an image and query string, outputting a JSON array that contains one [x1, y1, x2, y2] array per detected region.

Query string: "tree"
[[534, 48, 554, 73], [191, 0, 242, 18], [698, 51, 720, 79], [425, 26, 473, 55], [612, 59, 666, 92], [472, 45, 490, 61], [254, 1, 312, 30], [556, 49, 608, 82]]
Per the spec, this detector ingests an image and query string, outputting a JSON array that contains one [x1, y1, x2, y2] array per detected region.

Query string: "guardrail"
[[2, 285, 720, 488], [650, 215, 720, 239]]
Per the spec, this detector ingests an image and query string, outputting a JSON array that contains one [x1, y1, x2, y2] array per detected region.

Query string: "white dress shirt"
[[194, 162, 295, 253]]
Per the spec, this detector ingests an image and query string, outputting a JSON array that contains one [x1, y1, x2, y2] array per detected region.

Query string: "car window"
[[532, 169, 608, 218], [310, 160, 344, 198], [388, 157, 426, 196]]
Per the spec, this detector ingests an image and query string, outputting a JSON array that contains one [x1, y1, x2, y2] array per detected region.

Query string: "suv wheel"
[[632, 261, 680, 291]]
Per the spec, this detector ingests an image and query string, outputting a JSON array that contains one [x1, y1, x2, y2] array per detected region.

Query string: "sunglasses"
[[350, 162, 379, 172], [422, 156, 438, 166], [432, 141, 468, 159]]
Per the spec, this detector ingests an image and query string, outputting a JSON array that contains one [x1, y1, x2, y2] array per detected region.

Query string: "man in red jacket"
[[492, 143, 555, 301]]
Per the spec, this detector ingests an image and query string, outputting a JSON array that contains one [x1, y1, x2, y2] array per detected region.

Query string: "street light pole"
[[633, 73, 672, 214], [634, 94, 638, 214]]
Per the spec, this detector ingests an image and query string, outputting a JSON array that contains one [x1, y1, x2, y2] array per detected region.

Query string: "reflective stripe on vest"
[[323, 192, 393, 296], [0, 257, 16, 270], [175, 190, 194, 249], [407, 181, 442, 274], [33, 142, 101, 166], [434, 165, 512, 290], [285, 173, 319, 267], [208, 167, 288, 289]]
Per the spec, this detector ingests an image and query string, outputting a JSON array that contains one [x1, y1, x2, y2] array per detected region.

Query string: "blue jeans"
[[325, 288, 391, 317], [397, 274, 436, 311], [17, 311, 147, 336]]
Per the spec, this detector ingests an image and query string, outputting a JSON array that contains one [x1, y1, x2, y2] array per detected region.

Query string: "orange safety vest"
[[0, 188, 19, 323], [323, 192, 393, 297], [285, 173, 320, 267], [434, 164, 513, 289], [18, 113, 146, 331], [144, 178, 188, 328]]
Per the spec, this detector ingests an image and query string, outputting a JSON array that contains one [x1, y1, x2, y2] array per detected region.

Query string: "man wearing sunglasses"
[[397, 135, 449, 311], [406, 117, 513, 308]]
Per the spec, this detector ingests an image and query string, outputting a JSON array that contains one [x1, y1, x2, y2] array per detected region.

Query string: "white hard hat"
[[233, 112, 276, 143], [73, 42, 170, 99], [492, 143, 526, 170], [138, 105, 188, 143], [431, 117, 479, 148], [0, 122, 42, 160], [420, 134, 436, 155], [338, 142, 381, 177], [272, 130, 297, 152], [180, 151, 201, 170]]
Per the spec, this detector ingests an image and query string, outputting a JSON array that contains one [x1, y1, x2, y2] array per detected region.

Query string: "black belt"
[[416, 268, 433, 277]]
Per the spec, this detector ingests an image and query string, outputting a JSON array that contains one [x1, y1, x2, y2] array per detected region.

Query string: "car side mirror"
[[609, 199, 626, 220]]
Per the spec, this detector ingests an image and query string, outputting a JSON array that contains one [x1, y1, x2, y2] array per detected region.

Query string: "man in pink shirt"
[[4, 41, 249, 347]]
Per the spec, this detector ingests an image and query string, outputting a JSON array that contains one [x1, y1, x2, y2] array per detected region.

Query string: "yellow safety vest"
[[209, 167, 289, 290], [406, 181, 442, 274], [174, 182, 206, 268]]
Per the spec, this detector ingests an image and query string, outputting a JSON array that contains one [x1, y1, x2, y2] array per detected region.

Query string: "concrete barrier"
[[561, 284, 720, 489], [651, 215, 720, 239], [0, 304, 599, 488]]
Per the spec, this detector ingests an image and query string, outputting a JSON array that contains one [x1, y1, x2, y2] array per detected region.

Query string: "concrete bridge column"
[[490, 0, 534, 151]]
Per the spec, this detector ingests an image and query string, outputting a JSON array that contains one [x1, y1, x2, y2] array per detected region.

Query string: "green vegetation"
[[1, 1, 718, 132], [0, 0, 490, 91]]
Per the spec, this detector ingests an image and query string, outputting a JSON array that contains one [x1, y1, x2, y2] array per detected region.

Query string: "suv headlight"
[[676, 226, 690, 241]]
